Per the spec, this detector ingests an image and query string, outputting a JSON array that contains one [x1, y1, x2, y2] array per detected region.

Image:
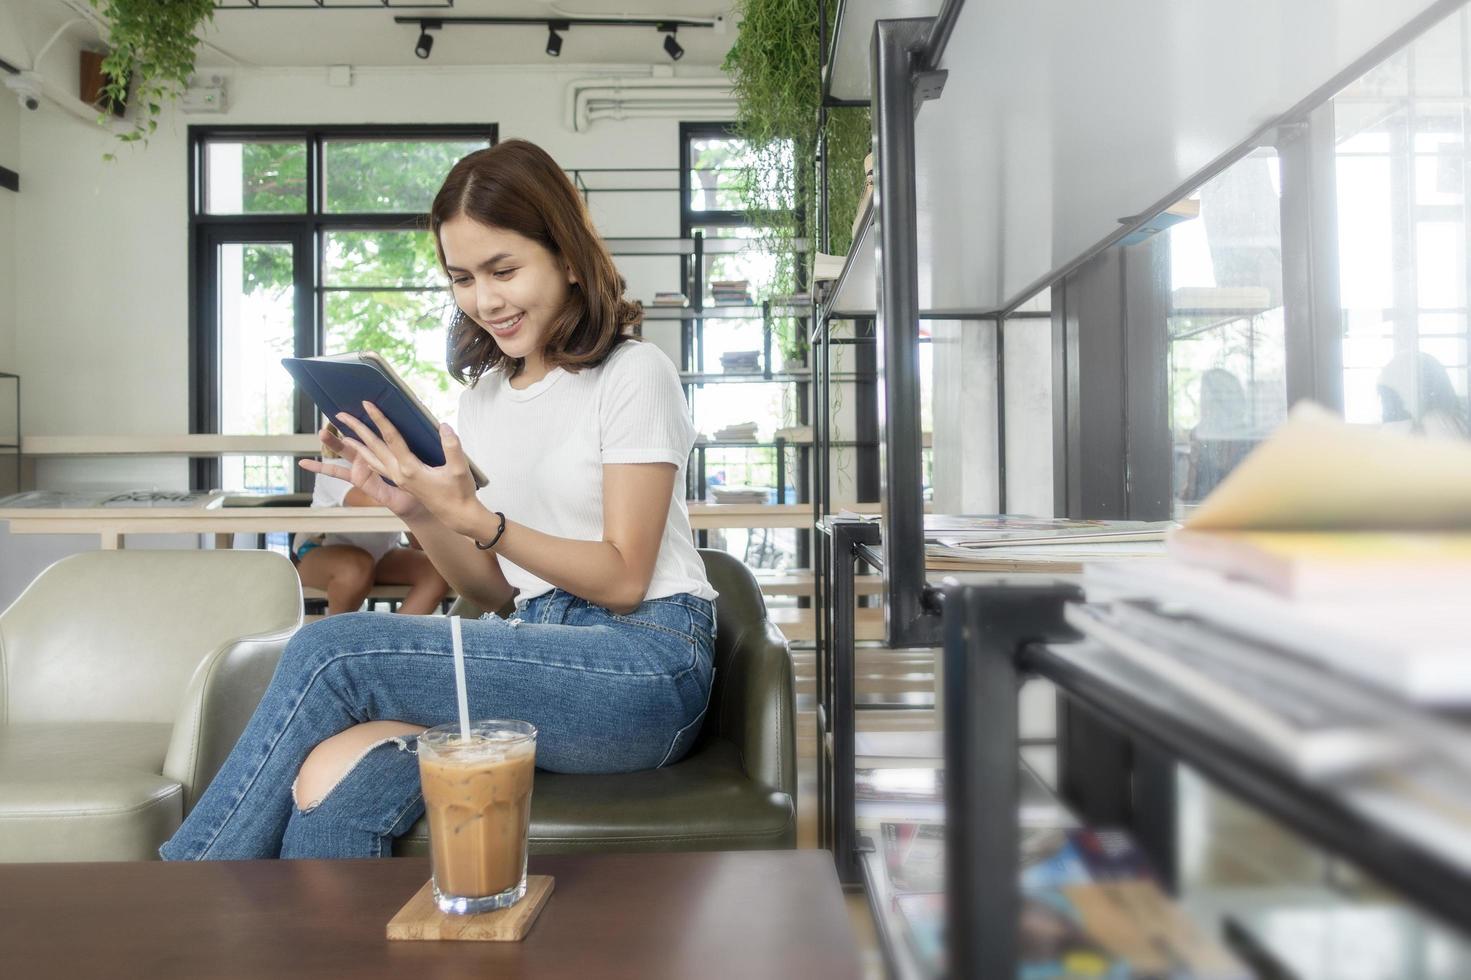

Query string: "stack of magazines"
[[652, 291, 687, 307], [1079, 405, 1471, 759], [877, 823, 1248, 979], [922, 515, 1171, 572], [708, 485, 769, 505], [710, 279, 751, 305], [712, 421, 759, 442], [1070, 404, 1471, 872], [719, 350, 761, 374]]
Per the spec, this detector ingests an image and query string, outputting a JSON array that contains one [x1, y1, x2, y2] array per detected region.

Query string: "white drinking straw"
[[450, 615, 471, 743]]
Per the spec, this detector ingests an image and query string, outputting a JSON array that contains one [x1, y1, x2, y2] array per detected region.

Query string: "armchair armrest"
[[163, 629, 295, 815], [718, 619, 797, 801]]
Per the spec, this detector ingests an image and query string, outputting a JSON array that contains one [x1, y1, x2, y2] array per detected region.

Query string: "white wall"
[[11, 40, 719, 490], [931, 320, 999, 514]]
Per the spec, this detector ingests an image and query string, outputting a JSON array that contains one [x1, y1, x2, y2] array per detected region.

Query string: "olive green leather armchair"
[[394, 549, 798, 855], [0, 551, 303, 862]]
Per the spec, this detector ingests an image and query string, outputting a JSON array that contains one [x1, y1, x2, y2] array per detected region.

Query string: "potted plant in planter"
[[88, 0, 214, 153], [722, 0, 870, 366]]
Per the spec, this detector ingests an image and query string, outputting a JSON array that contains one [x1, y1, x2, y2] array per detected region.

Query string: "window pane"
[[205, 141, 306, 215], [218, 241, 297, 494], [1167, 148, 1288, 515], [689, 381, 791, 445], [689, 136, 793, 212], [323, 139, 488, 213], [323, 230, 459, 424], [322, 289, 460, 424], [1333, 10, 1471, 440], [324, 230, 443, 288], [696, 225, 793, 305], [220, 242, 296, 437]]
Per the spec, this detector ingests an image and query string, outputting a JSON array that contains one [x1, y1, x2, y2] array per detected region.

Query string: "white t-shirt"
[[291, 464, 404, 564], [457, 339, 717, 609]]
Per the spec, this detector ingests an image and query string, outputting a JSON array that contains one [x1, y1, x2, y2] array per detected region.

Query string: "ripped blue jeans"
[[159, 590, 715, 860]]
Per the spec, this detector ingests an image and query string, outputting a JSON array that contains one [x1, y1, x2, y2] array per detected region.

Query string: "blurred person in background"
[[1378, 350, 1470, 441]]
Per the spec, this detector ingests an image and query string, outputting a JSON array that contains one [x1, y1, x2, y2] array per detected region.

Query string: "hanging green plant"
[[88, 0, 214, 155], [723, 0, 870, 361]]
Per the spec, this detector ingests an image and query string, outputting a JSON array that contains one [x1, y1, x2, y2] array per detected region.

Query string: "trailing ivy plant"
[[723, 0, 870, 362], [89, 0, 214, 156]]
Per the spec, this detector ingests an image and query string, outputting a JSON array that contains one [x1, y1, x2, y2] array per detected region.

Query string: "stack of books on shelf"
[[774, 424, 813, 443], [773, 291, 811, 308], [876, 822, 1248, 979], [922, 516, 1172, 572], [652, 291, 688, 307], [1074, 404, 1471, 842], [712, 421, 759, 443], [710, 280, 752, 305], [708, 485, 770, 505], [719, 350, 762, 374]]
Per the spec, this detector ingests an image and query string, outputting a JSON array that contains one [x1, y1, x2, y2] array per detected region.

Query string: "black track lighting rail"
[[393, 16, 714, 29], [396, 14, 707, 60]]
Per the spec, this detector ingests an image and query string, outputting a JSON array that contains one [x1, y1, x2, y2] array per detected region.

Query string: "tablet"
[[282, 352, 489, 489]]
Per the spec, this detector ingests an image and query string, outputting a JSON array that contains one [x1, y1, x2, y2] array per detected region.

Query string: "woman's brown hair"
[[430, 139, 643, 384]]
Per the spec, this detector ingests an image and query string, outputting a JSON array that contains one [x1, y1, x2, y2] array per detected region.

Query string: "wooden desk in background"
[[0, 503, 876, 550]]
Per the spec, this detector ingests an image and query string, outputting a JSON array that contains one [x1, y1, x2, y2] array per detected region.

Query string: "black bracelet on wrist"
[[474, 511, 507, 551]]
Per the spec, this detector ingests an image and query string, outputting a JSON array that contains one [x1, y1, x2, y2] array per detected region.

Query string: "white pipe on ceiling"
[[566, 76, 731, 131]]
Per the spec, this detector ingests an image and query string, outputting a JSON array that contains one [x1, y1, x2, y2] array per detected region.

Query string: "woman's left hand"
[[332, 404, 487, 537]]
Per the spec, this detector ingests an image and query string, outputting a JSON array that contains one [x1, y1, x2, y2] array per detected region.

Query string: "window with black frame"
[[681, 124, 808, 570], [1333, 8, 1471, 443], [190, 127, 495, 495]]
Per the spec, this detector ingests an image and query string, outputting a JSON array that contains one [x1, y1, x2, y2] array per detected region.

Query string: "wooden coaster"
[[386, 876, 554, 942]]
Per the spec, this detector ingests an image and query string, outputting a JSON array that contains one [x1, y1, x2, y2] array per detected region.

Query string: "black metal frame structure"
[[186, 124, 496, 490], [678, 122, 818, 566], [943, 581, 1471, 977], [808, 0, 1471, 973]]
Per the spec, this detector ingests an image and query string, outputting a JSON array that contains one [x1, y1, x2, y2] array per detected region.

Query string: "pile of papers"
[[1084, 403, 1471, 707], [0, 489, 225, 509], [922, 516, 1171, 572], [652, 291, 688, 307], [719, 350, 762, 374], [708, 485, 769, 505], [712, 421, 759, 442]]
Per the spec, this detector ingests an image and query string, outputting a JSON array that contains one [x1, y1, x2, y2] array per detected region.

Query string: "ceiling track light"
[[660, 24, 684, 62], [414, 20, 441, 60], [546, 21, 567, 58], [394, 16, 714, 63]]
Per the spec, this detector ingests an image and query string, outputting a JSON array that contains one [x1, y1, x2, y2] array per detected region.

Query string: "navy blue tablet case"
[[282, 356, 448, 481]]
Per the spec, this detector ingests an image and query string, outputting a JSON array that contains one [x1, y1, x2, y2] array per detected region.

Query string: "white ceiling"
[[6, 0, 740, 71]]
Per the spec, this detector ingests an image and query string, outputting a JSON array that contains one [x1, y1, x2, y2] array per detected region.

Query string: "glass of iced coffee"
[[417, 720, 537, 915]]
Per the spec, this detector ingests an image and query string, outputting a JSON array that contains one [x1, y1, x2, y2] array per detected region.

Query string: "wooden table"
[[0, 503, 870, 550], [0, 851, 861, 979]]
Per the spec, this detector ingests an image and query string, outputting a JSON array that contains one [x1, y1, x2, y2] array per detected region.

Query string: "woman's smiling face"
[[439, 215, 575, 373]]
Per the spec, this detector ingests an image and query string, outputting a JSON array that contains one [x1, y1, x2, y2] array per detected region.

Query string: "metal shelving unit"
[[944, 581, 1471, 977], [810, 0, 1471, 973]]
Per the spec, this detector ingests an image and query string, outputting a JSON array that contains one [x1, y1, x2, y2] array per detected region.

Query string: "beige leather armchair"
[[0, 550, 302, 862]]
